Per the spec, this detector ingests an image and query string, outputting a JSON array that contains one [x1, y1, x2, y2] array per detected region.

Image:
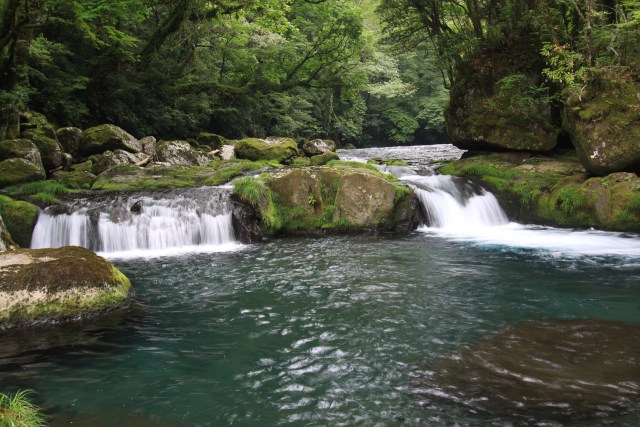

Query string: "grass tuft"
[[0, 390, 47, 427]]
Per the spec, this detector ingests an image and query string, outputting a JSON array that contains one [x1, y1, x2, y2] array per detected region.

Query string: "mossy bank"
[[439, 151, 640, 232], [0, 246, 132, 330]]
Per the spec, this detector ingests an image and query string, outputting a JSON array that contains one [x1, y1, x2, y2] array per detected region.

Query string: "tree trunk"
[[322, 87, 334, 134]]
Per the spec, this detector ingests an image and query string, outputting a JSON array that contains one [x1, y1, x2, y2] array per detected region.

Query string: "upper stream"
[[3, 145, 640, 426]]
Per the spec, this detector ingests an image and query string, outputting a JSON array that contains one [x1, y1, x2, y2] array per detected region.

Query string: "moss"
[[6, 180, 76, 206], [325, 160, 398, 182], [368, 158, 409, 166], [234, 137, 299, 163], [0, 158, 46, 187], [1, 247, 132, 328], [309, 151, 339, 166], [0, 196, 38, 247]]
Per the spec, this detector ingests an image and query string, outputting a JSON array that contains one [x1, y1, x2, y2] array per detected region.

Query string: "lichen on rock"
[[154, 140, 211, 166], [0, 246, 132, 330]]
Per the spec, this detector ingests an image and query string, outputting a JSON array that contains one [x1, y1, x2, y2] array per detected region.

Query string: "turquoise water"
[[2, 232, 640, 426]]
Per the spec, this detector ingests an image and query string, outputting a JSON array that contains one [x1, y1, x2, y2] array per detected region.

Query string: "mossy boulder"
[[309, 151, 339, 166], [58, 161, 97, 189], [0, 213, 15, 252], [56, 127, 83, 159], [22, 130, 64, 172], [563, 76, 640, 175], [197, 132, 226, 150], [440, 151, 640, 231], [82, 124, 142, 156], [0, 195, 39, 247], [0, 139, 46, 186], [302, 139, 337, 156], [0, 246, 132, 330], [20, 111, 56, 139], [234, 137, 298, 163], [0, 158, 46, 187], [445, 34, 559, 152], [154, 140, 211, 166], [234, 166, 423, 236]]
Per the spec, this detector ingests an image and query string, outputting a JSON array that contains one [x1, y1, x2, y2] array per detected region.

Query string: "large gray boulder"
[[91, 150, 148, 175], [82, 124, 142, 156], [154, 140, 211, 166], [0, 246, 132, 330], [302, 139, 337, 156]]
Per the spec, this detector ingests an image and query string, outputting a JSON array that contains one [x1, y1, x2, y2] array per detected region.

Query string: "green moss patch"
[[0, 196, 38, 248]]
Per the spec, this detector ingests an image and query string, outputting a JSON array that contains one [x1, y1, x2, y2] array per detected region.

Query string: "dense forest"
[[1, 0, 639, 147], [0, 0, 448, 147]]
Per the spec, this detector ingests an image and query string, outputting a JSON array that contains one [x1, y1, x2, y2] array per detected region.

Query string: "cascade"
[[31, 187, 239, 255], [402, 174, 509, 230]]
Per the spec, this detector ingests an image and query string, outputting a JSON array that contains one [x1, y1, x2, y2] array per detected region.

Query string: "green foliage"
[[6, 180, 74, 204], [459, 164, 517, 180], [233, 177, 281, 230], [0, 390, 47, 427]]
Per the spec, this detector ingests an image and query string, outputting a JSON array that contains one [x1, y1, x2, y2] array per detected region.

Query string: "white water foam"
[[31, 189, 243, 258], [403, 174, 640, 258]]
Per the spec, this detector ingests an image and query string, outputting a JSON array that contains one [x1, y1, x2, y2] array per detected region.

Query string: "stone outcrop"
[[139, 136, 157, 156], [196, 132, 226, 150], [0, 246, 132, 330], [234, 165, 423, 236], [234, 137, 298, 163], [445, 35, 559, 152], [154, 140, 211, 166], [82, 124, 142, 156], [563, 77, 640, 175], [0, 139, 46, 186], [302, 139, 336, 156], [0, 196, 38, 247]]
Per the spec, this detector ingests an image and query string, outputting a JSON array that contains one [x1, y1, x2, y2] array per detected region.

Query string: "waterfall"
[[31, 187, 240, 256], [401, 174, 509, 230]]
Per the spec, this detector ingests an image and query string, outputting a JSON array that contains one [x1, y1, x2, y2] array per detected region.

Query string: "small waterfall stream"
[[31, 187, 240, 256]]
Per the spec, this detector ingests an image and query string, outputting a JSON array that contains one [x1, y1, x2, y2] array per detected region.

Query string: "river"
[[2, 145, 639, 426]]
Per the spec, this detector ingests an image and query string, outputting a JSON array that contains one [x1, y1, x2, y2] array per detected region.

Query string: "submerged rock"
[[82, 124, 141, 156], [0, 246, 132, 330], [414, 319, 640, 422]]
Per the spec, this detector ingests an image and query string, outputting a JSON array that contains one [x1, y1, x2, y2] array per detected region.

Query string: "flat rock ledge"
[[0, 246, 132, 330]]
